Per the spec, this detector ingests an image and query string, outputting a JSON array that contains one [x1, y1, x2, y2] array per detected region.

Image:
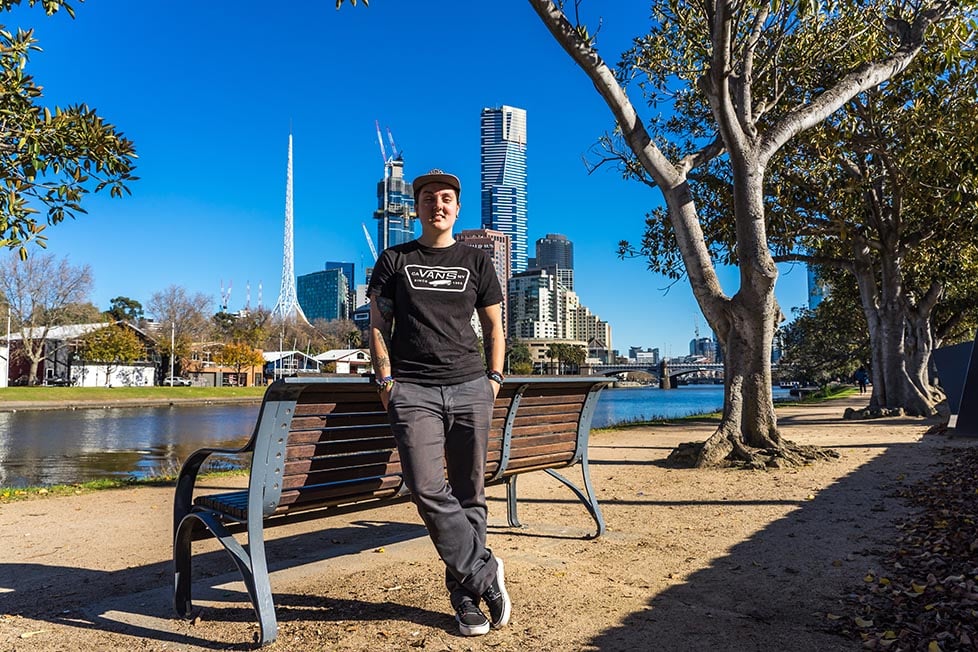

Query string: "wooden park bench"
[[172, 375, 612, 645]]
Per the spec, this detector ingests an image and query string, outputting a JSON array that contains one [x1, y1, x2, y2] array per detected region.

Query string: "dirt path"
[[1, 396, 970, 651]]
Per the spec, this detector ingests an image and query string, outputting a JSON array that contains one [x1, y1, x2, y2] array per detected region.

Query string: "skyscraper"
[[457, 228, 511, 334], [325, 261, 356, 318], [480, 105, 527, 274], [534, 233, 574, 290], [297, 268, 349, 322], [374, 157, 416, 251]]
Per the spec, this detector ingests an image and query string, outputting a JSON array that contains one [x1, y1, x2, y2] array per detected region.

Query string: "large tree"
[[0, 251, 92, 383], [213, 341, 265, 386], [105, 296, 144, 323], [337, 1, 966, 466], [0, 0, 138, 257], [760, 41, 978, 416], [147, 285, 212, 374], [533, 0, 965, 466]]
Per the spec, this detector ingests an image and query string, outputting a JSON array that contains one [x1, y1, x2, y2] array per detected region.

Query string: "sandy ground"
[[1, 395, 972, 652]]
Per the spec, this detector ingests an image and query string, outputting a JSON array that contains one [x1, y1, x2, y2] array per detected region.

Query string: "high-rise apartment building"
[[480, 105, 528, 274], [374, 157, 416, 251], [325, 261, 356, 318], [534, 233, 574, 290], [456, 228, 511, 335], [509, 266, 612, 361], [508, 268, 561, 339], [297, 268, 349, 322]]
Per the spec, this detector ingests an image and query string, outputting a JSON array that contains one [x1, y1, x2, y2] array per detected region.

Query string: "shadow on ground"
[[1, 519, 428, 649], [582, 433, 962, 651]]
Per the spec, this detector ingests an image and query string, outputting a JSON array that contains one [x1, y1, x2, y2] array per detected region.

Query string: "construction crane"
[[375, 119, 388, 164], [386, 127, 401, 160], [362, 222, 379, 262]]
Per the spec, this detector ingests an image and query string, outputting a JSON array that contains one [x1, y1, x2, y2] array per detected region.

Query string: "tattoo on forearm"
[[377, 296, 394, 322]]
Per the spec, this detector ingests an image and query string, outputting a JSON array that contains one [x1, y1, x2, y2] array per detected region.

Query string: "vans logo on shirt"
[[405, 265, 470, 292]]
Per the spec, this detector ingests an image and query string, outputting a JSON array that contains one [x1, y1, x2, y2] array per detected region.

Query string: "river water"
[[0, 385, 792, 487]]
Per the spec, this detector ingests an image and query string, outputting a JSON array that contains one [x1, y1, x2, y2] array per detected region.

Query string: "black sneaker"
[[481, 557, 511, 628], [454, 599, 490, 636]]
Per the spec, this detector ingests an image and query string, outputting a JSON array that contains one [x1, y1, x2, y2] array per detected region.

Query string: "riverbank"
[[0, 386, 264, 412], [2, 395, 972, 651]]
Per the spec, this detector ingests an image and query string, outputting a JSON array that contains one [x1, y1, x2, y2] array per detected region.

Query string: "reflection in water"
[[0, 404, 259, 487]]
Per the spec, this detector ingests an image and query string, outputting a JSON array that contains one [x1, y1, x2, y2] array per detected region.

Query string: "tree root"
[[667, 438, 840, 469]]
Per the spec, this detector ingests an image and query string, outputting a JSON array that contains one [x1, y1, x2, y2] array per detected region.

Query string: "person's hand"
[[377, 377, 394, 409], [489, 379, 501, 400]]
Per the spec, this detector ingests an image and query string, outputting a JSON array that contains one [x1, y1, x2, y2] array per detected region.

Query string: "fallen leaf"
[[20, 630, 47, 639]]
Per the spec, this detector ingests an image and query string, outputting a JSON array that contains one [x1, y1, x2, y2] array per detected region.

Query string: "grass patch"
[[0, 385, 267, 403], [0, 468, 248, 503]]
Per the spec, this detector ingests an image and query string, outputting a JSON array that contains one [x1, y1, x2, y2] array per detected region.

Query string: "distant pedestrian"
[[854, 367, 869, 394]]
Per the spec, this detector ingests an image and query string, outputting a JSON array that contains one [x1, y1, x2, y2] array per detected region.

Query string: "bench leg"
[[504, 475, 524, 528], [173, 511, 278, 646], [544, 455, 606, 538]]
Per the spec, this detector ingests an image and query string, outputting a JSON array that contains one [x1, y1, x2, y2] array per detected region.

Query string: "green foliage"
[[105, 296, 143, 322], [506, 339, 532, 373], [544, 341, 588, 373], [778, 277, 870, 385], [0, 0, 74, 16], [77, 323, 146, 364], [0, 2, 138, 257], [213, 341, 265, 373]]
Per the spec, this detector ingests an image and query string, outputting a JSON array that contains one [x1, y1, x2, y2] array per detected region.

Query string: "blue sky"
[[5, 0, 809, 356]]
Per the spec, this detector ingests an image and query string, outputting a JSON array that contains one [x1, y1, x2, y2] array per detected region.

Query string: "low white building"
[[313, 349, 371, 375], [5, 322, 157, 387]]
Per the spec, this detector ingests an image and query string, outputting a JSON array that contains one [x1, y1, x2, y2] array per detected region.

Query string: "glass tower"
[[297, 268, 349, 322], [374, 157, 416, 251], [534, 233, 574, 290], [480, 105, 527, 274]]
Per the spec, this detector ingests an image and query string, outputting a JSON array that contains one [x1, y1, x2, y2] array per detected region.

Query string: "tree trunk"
[[669, 173, 836, 468], [852, 241, 940, 417]]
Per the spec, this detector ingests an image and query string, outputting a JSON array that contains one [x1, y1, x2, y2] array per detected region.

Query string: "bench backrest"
[[245, 376, 611, 519]]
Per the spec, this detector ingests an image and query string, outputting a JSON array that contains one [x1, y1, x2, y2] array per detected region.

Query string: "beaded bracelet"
[[375, 375, 394, 392]]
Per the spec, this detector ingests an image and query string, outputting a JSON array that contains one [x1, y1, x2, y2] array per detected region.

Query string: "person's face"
[[417, 183, 460, 235]]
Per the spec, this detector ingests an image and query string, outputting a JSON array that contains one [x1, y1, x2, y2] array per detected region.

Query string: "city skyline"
[[1, 1, 809, 356]]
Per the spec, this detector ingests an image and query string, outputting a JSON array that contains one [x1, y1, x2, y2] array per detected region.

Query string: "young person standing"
[[367, 169, 510, 636]]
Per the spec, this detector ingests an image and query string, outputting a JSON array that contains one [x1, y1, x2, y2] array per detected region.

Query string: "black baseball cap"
[[412, 169, 461, 201]]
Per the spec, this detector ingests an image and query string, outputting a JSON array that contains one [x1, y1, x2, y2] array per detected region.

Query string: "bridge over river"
[[583, 361, 726, 389]]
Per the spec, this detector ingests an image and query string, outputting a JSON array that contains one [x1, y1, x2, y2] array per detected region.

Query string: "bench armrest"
[[173, 444, 251, 534]]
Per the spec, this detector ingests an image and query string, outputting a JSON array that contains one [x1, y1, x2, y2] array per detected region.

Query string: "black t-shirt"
[[367, 240, 503, 385]]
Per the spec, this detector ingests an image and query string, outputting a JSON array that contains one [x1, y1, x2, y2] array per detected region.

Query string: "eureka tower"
[[480, 105, 528, 274]]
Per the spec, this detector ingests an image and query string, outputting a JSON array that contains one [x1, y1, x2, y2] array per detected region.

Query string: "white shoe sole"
[[491, 558, 512, 628], [457, 619, 490, 636]]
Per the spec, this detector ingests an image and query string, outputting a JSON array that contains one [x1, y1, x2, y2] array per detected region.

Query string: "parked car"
[[162, 376, 193, 387], [45, 376, 73, 387]]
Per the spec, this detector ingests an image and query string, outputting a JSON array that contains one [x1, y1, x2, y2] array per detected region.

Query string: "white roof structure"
[[4, 321, 153, 342], [261, 350, 320, 364], [313, 349, 370, 363]]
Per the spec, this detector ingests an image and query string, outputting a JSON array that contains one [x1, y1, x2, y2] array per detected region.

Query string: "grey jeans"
[[387, 376, 499, 605]]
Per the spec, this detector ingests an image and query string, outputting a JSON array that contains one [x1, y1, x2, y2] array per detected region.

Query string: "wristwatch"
[[487, 370, 505, 385]]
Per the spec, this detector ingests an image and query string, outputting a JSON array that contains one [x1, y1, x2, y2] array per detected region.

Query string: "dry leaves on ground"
[[831, 445, 978, 651]]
